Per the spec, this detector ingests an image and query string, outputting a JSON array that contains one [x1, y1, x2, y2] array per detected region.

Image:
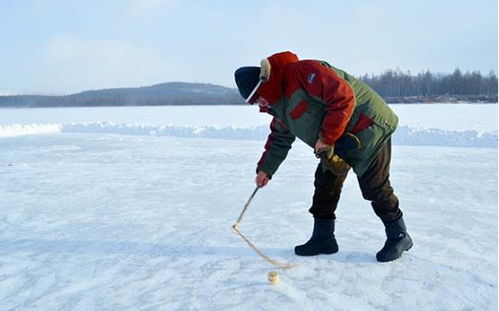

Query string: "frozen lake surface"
[[0, 104, 497, 310]]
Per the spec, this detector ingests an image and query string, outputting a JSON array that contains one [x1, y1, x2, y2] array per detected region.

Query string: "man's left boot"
[[376, 217, 413, 262]]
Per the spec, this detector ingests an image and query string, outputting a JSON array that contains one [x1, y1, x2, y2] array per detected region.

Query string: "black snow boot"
[[376, 217, 413, 262], [295, 218, 338, 256]]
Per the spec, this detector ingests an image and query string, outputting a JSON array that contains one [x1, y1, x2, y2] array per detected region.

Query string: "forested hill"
[[359, 68, 498, 103], [1, 69, 497, 107], [0, 82, 245, 108]]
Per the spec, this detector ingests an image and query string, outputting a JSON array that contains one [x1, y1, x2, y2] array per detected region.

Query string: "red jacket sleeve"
[[288, 61, 355, 145]]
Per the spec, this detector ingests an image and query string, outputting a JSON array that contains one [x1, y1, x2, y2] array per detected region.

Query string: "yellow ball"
[[267, 271, 280, 284]]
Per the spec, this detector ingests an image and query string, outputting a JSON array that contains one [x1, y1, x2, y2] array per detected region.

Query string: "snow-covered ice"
[[0, 104, 497, 310]]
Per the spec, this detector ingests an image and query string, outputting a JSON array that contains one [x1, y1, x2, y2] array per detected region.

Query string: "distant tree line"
[[358, 68, 498, 100], [1, 72, 497, 108]]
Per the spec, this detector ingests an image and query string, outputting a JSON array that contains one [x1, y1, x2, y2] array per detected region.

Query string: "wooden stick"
[[232, 187, 298, 270]]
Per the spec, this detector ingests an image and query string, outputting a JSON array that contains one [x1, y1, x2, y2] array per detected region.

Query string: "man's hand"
[[315, 139, 333, 157], [255, 170, 270, 188]]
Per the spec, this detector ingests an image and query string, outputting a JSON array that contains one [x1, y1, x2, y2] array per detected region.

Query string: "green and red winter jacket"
[[254, 51, 398, 177]]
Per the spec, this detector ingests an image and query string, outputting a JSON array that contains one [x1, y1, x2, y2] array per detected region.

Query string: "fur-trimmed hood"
[[258, 51, 299, 105]]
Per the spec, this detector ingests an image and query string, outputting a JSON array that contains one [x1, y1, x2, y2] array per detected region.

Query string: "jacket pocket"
[[350, 112, 374, 135], [289, 100, 309, 119]]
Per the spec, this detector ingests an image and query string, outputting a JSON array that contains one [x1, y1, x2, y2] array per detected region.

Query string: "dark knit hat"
[[234, 66, 260, 100]]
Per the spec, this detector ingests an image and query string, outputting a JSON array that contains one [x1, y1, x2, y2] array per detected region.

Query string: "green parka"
[[254, 52, 398, 177]]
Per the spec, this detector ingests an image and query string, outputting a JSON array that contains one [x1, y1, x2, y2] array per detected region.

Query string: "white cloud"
[[44, 34, 177, 92]]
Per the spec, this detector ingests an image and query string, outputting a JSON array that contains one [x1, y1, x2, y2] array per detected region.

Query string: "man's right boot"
[[294, 218, 338, 256]]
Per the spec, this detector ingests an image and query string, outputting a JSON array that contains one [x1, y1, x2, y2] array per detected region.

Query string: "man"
[[234, 51, 413, 262]]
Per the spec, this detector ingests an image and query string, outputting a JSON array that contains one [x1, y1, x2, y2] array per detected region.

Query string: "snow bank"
[[0, 123, 61, 137], [1, 121, 495, 148], [393, 126, 498, 148], [62, 122, 269, 140]]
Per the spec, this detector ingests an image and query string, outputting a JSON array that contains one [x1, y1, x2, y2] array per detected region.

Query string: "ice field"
[[0, 104, 497, 310]]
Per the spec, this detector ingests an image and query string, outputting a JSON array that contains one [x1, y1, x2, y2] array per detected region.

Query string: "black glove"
[[335, 132, 361, 151]]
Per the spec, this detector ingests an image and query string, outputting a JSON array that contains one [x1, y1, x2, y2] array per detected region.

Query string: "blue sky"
[[0, 0, 497, 94]]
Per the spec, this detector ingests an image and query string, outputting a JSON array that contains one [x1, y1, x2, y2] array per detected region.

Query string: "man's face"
[[254, 96, 271, 112], [254, 96, 269, 108]]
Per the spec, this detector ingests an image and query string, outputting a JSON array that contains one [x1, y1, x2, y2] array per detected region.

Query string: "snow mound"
[[393, 126, 498, 148], [62, 122, 499, 148], [62, 122, 268, 140], [0, 123, 61, 137], [0, 121, 496, 148]]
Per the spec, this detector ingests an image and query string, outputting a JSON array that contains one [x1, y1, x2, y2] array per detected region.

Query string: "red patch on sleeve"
[[289, 100, 309, 119], [350, 113, 374, 134]]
